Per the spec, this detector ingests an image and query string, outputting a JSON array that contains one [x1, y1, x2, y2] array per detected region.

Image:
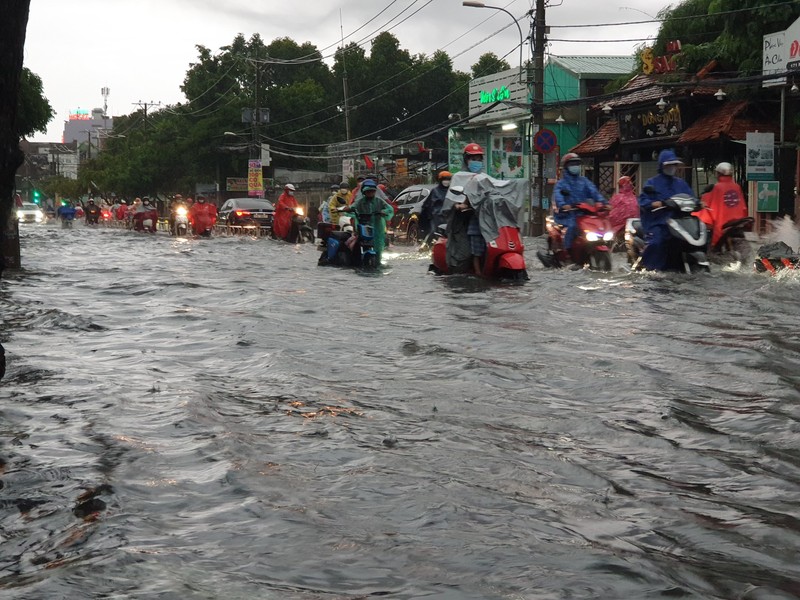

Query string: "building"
[[449, 56, 635, 180], [62, 107, 113, 147]]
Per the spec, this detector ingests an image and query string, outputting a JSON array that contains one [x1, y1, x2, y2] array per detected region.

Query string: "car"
[[17, 203, 45, 223], [388, 184, 434, 244], [219, 198, 275, 229]]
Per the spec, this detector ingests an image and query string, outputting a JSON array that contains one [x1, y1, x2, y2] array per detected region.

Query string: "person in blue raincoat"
[[638, 149, 693, 271], [553, 153, 606, 258]]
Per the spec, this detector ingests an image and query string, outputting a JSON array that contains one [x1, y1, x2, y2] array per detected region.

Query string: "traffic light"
[[32, 189, 40, 204]]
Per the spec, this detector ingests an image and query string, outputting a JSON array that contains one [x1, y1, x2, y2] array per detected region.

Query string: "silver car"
[[17, 203, 45, 223]]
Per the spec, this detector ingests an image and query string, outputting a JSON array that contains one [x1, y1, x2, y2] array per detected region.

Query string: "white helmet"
[[284, 183, 296, 191], [715, 162, 733, 176]]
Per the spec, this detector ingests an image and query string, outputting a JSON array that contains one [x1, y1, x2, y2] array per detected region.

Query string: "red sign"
[[642, 41, 682, 75], [534, 129, 557, 154]]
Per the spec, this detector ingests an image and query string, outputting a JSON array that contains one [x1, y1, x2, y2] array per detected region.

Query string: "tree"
[[17, 68, 53, 138], [1, 0, 31, 276], [471, 53, 511, 79], [654, 0, 800, 75]]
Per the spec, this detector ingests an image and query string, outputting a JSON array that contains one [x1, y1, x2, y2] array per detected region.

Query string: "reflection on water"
[[2, 223, 800, 599]]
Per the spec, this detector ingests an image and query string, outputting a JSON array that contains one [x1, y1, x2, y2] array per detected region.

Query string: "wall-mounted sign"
[[746, 132, 775, 181], [480, 86, 511, 104], [756, 181, 780, 212], [69, 109, 90, 121], [226, 177, 248, 192], [618, 105, 683, 142], [641, 41, 682, 75]]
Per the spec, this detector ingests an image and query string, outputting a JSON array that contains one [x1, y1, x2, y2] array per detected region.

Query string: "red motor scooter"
[[537, 202, 614, 271], [429, 224, 528, 282]]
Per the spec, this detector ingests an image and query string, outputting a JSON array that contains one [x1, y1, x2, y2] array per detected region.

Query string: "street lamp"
[[463, 1, 525, 84]]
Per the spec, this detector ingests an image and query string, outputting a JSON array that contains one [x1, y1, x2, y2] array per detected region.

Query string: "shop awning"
[[678, 100, 779, 144], [570, 119, 619, 155]]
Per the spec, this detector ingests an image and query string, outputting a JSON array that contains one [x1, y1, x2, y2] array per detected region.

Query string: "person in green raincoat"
[[349, 179, 394, 265]]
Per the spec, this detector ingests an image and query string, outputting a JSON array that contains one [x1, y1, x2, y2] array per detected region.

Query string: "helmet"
[[561, 152, 581, 167], [618, 175, 632, 187], [463, 143, 484, 157], [339, 182, 349, 189], [330, 184, 339, 191], [361, 179, 377, 191], [437, 170, 453, 181], [715, 162, 733, 176], [284, 183, 296, 191], [197, 196, 206, 203]]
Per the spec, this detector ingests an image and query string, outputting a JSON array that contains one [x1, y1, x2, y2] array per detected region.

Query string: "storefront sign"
[[763, 31, 786, 87], [641, 41, 682, 75], [756, 181, 780, 212], [618, 104, 683, 142], [787, 15, 800, 70], [479, 85, 511, 104], [396, 158, 408, 177], [226, 177, 248, 192], [342, 158, 354, 179], [248, 159, 263, 197], [746, 132, 775, 181], [69, 109, 90, 121]]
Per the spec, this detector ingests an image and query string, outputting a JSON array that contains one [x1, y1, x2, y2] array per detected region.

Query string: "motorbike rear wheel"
[[363, 254, 379, 269]]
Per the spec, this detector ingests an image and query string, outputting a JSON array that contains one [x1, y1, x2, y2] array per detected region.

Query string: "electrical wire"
[[550, 0, 800, 28]]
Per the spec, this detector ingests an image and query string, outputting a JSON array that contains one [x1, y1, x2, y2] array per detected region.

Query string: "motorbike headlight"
[[295, 207, 304, 216], [585, 231, 600, 242], [176, 207, 187, 216], [16, 210, 23, 219], [603, 231, 614, 241], [624, 231, 632, 242]]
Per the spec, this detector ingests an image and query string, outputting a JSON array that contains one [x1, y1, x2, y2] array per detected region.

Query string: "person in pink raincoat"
[[609, 175, 639, 233]]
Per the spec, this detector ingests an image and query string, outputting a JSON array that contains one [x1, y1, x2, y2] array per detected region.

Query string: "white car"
[[17, 203, 45, 223]]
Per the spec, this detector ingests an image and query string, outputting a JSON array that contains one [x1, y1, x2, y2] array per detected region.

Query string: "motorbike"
[[625, 193, 710, 273], [85, 206, 101, 225], [537, 202, 614, 271], [429, 224, 527, 282], [318, 211, 381, 269], [709, 216, 754, 261], [291, 207, 315, 243], [753, 241, 800, 274], [172, 205, 190, 236], [100, 208, 113, 223], [133, 208, 158, 233]]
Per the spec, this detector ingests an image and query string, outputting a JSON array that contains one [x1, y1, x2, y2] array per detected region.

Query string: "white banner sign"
[[746, 132, 775, 181], [763, 31, 786, 87]]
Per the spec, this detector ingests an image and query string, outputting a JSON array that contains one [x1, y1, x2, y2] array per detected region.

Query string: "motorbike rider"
[[699, 162, 748, 249], [608, 175, 639, 235], [133, 196, 158, 232], [638, 149, 693, 271], [328, 182, 351, 227], [553, 153, 606, 260], [273, 183, 300, 242], [348, 178, 395, 265], [421, 171, 452, 242], [444, 143, 488, 274], [320, 184, 338, 225], [84, 198, 102, 225], [56, 201, 77, 223], [188, 195, 216, 236]]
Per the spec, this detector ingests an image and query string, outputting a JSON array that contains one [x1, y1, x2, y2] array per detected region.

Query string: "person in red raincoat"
[[273, 183, 299, 241], [188, 196, 217, 236], [699, 162, 748, 248], [608, 175, 639, 234]]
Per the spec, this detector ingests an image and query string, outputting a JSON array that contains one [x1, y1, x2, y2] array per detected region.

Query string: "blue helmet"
[[361, 179, 378, 191]]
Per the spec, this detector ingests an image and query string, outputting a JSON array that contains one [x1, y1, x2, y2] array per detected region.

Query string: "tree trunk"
[[0, 1, 31, 279]]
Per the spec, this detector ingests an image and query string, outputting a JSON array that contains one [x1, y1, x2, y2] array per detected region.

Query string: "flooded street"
[[2, 223, 800, 599]]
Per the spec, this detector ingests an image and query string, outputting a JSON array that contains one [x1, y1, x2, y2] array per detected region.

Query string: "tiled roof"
[[678, 100, 780, 143], [599, 74, 719, 110], [571, 119, 619, 155], [549, 55, 636, 78]]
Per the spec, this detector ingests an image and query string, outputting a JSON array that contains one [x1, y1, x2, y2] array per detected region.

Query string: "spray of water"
[[765, 215, 800, 251]]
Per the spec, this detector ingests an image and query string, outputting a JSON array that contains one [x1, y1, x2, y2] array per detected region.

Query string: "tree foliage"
[[654, 0, 800, 75], [85, 32, 472, 197], [470, 53, 511, 79], [17, 68, 53, 138]]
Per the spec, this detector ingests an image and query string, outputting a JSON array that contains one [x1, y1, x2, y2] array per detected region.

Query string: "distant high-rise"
[[62, 107, 112, 145]]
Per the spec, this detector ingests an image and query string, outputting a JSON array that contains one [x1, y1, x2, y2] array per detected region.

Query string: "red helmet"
[[618, 175, 632, 187], [463, 143, 485, 157], [561, 152, 580, 167]]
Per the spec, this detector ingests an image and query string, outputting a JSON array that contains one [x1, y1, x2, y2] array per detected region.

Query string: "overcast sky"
[[24, 0, 665, 142]]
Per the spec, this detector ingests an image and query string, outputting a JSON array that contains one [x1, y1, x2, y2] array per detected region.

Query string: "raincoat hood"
[[657, 150, 681, 174], [443, 172, 527, 242]]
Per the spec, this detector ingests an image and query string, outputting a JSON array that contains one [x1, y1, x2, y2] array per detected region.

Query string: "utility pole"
[[133, 100, 161, 131], [253, 50, 260, 160], [531, 0, 546, 236], [340, 10, 352, 141]]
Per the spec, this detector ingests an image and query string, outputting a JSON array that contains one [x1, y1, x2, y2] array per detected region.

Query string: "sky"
[[24, 0, 665, 142]]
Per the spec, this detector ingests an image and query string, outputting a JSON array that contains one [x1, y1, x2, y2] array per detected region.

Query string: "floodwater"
[[2, 223, 800, 600]]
